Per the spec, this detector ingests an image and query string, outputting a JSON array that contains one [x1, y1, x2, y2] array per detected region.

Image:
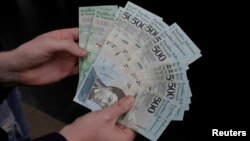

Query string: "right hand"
[[60, 96, 136, 141]]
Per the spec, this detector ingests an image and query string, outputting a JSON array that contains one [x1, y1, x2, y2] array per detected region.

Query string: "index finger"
[[43, 28, 79, 41], [58, 28, 79, 41]]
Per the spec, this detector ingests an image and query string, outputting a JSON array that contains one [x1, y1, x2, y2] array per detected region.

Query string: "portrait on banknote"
[[88, 77, 125, 108]]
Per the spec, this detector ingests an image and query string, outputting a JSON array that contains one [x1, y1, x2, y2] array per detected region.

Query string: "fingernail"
[[125, 96, 134, 105]]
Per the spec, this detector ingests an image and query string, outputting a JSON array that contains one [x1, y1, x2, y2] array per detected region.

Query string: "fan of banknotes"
[[73, 1, 202, 141]]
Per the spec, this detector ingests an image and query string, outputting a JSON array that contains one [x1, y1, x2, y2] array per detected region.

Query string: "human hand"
[[0, 28, 86, 86], [60, 96, 136, 141]]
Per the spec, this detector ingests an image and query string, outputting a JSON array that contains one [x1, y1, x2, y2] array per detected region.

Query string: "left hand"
[[0, 28, 86, 86]]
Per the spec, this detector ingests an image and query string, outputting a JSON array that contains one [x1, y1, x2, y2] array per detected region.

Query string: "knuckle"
[[102, 112, 112, 121]]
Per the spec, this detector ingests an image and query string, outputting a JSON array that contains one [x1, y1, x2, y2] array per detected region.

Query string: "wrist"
[[59, 125, 74, 141], [59, 125, 87, 141], [0, 50, 19, 85]]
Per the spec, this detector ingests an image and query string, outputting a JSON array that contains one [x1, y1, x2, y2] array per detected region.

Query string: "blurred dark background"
[[0, 0, 249, 140]]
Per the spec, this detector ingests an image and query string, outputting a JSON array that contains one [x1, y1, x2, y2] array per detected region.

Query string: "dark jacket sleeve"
[[0, 85, 13, 140], [1, 86, 67, 141], [0, 85, 14, 104], [0, 130, 67, 141], [33, 132, 67, 141], [0, 127, 8, 141]]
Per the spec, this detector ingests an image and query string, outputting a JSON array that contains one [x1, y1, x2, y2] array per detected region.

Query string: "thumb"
[[105, 96, 134, 121]]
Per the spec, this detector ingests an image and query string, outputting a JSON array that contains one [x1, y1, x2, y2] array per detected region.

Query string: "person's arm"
[[0, 28, 136, 141], [0, 28, 86, 86], [0, 28, 86, 141], [0, 50, 16, 104], [0, 27, 86, 109], [0, 50, 18, 86]]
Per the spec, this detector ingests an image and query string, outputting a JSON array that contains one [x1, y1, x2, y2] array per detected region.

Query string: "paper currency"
[[75, 1, 202, 141], [78, 6, 118, 87]]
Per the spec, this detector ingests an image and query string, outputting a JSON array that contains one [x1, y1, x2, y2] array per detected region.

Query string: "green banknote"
[[78, 6, 117, 88]]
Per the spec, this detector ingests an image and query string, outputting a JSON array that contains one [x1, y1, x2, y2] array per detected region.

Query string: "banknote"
[[95, 18, 170, 74], [78, 7, 118, 87], [78, 6, 118, 88], [79, 6, 118, 48], [169, 23, 202, 64], [74, 65, 134, 111], [119, 90, 179, 141], [75, 1, 202, 141]]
